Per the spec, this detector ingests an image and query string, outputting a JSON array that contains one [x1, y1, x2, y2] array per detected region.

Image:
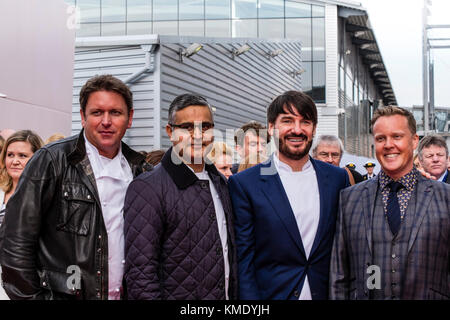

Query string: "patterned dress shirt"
[[378, 168, 418, 220]]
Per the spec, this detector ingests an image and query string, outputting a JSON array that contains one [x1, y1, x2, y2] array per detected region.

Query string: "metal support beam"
[[423, 3, 429, 133], [346, 23, 370, 33], [427, 24, 450, 29], [429, 45, 450, 49]]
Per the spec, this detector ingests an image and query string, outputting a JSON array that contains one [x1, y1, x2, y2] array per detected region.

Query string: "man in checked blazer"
[[330, 106, 450, 300]]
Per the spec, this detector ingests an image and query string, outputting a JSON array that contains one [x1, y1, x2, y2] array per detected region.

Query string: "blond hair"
[[207, 142, 233, 164], [45, 133, 65, 145], [238, 153, 268, 173], [0, 130, 44, 193]]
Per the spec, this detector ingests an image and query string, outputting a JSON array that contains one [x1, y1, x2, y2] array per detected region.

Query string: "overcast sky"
[[358, 0, 450, 108]]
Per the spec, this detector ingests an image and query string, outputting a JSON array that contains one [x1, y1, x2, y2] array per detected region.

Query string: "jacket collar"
[[67, 129, 146, 166], [161, 147, 223, 189]]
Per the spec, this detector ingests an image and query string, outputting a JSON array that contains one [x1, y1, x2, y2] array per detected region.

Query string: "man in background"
[[362, 161, 377, 180], [311, 135, 362, 185], [417, 134, 449, 183], [231, 121, 268, 174]]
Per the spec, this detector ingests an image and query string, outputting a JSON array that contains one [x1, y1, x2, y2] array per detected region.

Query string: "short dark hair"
[[79, 74, 133, 115], [234, 121, 269, 146], [371, 106, 416, 135], [267, 91, 318, 125], [145, 149, 166, 166], [417, 134, 448, 159], [168, 93, 212, 124]]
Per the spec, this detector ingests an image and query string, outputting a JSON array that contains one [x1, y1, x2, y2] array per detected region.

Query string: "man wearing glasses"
[[123, 93, 238, 300], [312, 135, 363, 185]]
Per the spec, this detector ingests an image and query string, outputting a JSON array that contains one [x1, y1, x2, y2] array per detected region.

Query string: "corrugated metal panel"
[[72, 45, 157, 151], [158, 40, 302, 149]]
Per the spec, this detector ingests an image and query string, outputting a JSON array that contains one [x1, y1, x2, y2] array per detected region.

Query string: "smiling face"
[[373, 114, 419, 180], [166, 105, 214, 170], [80, 90, 133, 159], [5, 141, 34, 184], [269, 106, 316, 163]]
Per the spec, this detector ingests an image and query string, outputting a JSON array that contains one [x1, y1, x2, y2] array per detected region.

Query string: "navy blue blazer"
[[228, 156, 349, 300]]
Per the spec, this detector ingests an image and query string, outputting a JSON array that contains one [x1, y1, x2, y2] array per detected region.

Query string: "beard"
[[278, 133, 313, 160]]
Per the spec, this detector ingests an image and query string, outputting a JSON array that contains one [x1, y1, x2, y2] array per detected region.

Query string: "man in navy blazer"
[[228, 91, 349, 300]]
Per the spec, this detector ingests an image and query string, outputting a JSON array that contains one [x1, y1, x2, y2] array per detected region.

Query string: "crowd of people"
[[0, 74, 449, 300]]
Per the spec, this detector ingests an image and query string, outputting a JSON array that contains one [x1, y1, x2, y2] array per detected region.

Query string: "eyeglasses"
[[318, 152, 341, 159], [169, 122, 214, 133]]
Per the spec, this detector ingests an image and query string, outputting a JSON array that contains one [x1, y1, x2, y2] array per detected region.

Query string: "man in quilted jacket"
[[123, 93, 238, 300]]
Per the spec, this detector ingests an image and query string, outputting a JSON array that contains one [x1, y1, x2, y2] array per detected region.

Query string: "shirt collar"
[[273, 152, 312, 174], [84, 132, 128, 181], [437, 170, 448, 182], [378, 167, 418, 192]]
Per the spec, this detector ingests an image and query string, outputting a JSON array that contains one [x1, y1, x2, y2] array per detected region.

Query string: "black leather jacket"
[[0, 131, 151, 300]]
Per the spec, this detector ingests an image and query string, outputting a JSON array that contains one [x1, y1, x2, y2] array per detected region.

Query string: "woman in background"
[[0, 130, 44, 223], [0, 130, 43, 300], [207, 141, 234, 179]]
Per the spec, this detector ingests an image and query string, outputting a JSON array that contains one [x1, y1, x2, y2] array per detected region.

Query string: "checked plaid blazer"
[[329, 173, 450, 300]]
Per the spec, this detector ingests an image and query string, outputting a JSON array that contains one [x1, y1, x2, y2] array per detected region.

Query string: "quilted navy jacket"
[[123, 148, 238, 300]]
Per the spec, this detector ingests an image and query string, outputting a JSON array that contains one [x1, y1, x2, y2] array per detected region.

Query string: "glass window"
[[258, 0, 284, 18], [339, 66, 345, 91], [232, 19, 257, 37], [313, 61, 325, 87], [127, 21, 152, 35], [154, 0, 178, 21], [285, 1, 311, 18], [312, 18, 325, 60], [206, 0, 231, 19], [301, 61, 312, 92], [77, 0, 100, 23], [179, 20, 205, 36], [153, 21, 178, 35], [101, 22, 126, 36], [232, 0, 257, 19], [102, 0, 126, 22], [345, 74, 353, 101], [127, 0, 152, 22], [77, 23, 101, 37], [180, 0, 204, 20], [286, 18, 311, 61], [206, 20, 231, 37], [312, 5, 325, 17], [313, 61, 325, 102], [64, 0, 76, 6], [258, 19, 284, 38]]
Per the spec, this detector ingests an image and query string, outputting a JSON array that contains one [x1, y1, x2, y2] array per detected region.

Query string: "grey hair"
[[417, 134, 449, 159], [311, 134, 344, 157]]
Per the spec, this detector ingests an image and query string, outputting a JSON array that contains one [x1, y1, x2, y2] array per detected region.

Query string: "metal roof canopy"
[[338, 6, 398, 106]]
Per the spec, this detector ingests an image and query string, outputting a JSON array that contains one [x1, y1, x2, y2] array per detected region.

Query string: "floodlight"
[[179, 43, 203, 62], [267, 48, 284, 59], [289, 68, 305, 78], [232, 44, 251, 59]]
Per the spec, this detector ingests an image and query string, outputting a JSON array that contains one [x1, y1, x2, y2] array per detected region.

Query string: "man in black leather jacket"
[[0, 75, 151, 300]]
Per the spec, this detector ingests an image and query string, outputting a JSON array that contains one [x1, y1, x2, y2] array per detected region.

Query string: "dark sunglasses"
[[169, 122, 214, 133]]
